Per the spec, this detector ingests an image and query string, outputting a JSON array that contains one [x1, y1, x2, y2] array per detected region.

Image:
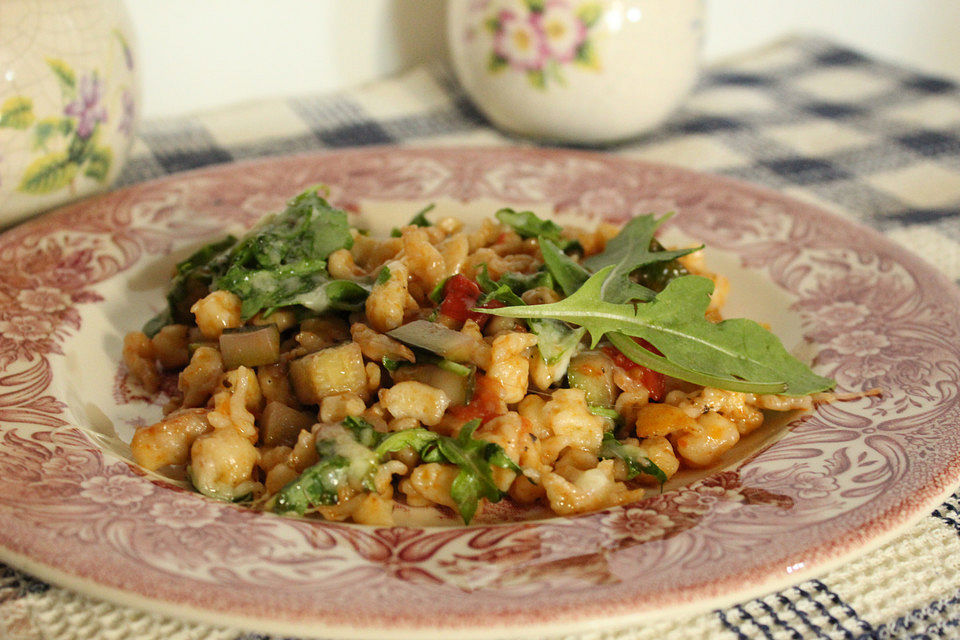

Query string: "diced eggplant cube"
[[260, 401, 316, 447], [219, 325, 280, 370], [289, 342, 367, 405]]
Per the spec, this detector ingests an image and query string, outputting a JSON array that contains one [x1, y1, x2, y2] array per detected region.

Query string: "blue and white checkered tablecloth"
[[3, 36, 960, 640]]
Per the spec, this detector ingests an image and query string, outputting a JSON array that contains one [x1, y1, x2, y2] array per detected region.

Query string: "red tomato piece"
[[449, 374, 506, 424], [602, 340, 666, 402], [439, 274, 502, 328]]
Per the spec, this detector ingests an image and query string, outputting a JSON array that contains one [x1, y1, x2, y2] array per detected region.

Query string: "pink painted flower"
[[0, 313, 55, 344], [792, 469, 839, 501], [831, 330, 890, 358], [64, 73, 107, 139], [16, 287, 71, 313], [119, 89, 135, 136], [817, 301, 869, 330], [603, 508, 674, 542], [533, 2, 587, 63], [577, 188, 628, 218], [148, 494, 220, 529], [672, 485, 729, 515], [81, 474, 153, 506], [494, 11, 545, 71]]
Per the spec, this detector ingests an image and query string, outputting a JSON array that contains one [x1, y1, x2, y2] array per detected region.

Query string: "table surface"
[[2, 36, 960, 640]]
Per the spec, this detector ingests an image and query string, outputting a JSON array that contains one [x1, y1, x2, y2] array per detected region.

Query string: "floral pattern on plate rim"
[[0, 147, 958, 638]]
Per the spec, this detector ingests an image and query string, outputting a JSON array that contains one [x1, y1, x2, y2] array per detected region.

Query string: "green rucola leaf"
[[84, 145, 113, 181], [46, 57, 76, 89], [599, 432, 667, 484], [0, 96, 34, 129], [479, 267, 835, 396], [583, 213, 701, 303], [496, 208, 581, 252], [606, 332, 785, 394], [373, 428, 439, 459], [408, 203, 434, 227], [421, 419, 521, 524], [539, 236, 589, 296], [18, 152, 77, 194]]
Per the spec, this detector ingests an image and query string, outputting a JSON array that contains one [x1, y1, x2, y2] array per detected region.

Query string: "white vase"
[[0, 0, 139, 227], [446, 0, 702, 145]]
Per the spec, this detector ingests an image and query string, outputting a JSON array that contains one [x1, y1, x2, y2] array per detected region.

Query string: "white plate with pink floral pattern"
[[1, 147, 958, 639]]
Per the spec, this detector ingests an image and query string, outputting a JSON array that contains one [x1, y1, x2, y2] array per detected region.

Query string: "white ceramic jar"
[[447, 0, 702, 145], [0, 0, 139, 227]]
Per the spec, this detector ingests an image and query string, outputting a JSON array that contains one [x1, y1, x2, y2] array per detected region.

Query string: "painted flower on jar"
[[534, 1, 589, 62], [494, 10, 545, 71], [486, 0, 603, 88], [64, 73, 107, 140]]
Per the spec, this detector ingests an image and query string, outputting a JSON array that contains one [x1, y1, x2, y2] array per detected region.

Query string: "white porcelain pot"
[[0, 0, 139, 227], [447, 0, 702, 145]]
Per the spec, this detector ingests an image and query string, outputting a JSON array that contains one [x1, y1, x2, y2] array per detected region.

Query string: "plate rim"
[[1, 145, 958, 637]]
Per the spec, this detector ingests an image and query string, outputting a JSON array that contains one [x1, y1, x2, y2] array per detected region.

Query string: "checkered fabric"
[[3, 36, 959, 640]]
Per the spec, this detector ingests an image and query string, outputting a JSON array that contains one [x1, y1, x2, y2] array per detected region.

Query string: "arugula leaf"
[[408, 203, 434, 227], [606, 333, 784, 394], [275, 421, 444, 516], [420, 419, 521, 524], [477, 264, 554, 297], [373, 428, 439, 459], [390, 203, 435, 236], [499, 269, 554, 294], [210, 187, 356, 319], [273, 455, 350, 514], [475, 265, 584, 365], [428, 275, 451, 304], [142, 234, 238, 335], [375, 265, 391, 286], [588, 405, 622, 423], [292, 278, 370, 313], [540, 237, 590, 297], [280, 417, 525, 524], [599, 432, 667, 484], [147, 187, 360, 327], [216, 259, 369, 319], [341, 416, 381, 448], [495, 208, 579, 251], [532, 318, 586, 365], [638, 238, 692, 292], [224, 187, 352, 271], [582, 214, 700, 303], [478, 267, 834, 396]]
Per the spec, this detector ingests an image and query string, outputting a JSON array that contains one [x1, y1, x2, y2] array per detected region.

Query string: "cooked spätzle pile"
[[123, 189, 831, 525]]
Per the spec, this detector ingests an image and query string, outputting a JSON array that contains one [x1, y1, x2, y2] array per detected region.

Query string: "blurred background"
[[126, 0, 960, 120]]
